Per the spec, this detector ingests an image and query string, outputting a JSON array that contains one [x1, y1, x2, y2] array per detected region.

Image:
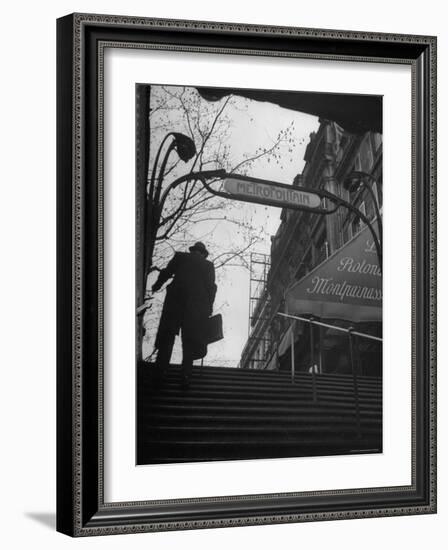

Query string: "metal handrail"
[[277, 312, 382, 342], [275, 311, 381, 437]]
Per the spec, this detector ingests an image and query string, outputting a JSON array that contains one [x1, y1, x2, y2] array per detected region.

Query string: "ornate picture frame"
[[56, 13, 436, 536]]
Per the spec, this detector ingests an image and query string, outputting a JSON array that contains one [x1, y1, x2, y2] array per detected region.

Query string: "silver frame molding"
[[57, 12, 437, 537]]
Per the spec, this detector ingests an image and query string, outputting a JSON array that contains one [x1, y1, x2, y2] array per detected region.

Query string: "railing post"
[[355, 333, 363, 377], [275, 340, 279, 372], [348, 327, 362, 439], [319, 322, 324, 374], [310, 317, 317, 402], [290, 319, 295, 384]]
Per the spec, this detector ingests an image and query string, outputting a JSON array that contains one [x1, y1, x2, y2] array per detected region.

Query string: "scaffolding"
[[240, 252, 273, 369], [248, 252, 270, 330]]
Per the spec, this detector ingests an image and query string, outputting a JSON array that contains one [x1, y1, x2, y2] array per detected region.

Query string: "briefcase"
[[206, 314, 224, 344]]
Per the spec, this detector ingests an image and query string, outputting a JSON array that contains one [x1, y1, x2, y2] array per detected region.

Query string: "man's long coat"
[[153, 252, 216, 359]]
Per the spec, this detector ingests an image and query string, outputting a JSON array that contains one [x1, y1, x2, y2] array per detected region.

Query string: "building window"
[[353, 201, 366, 234], [342, 223, 352, 244], [295, 250, 312, 281], [314, 227, 329, 265]]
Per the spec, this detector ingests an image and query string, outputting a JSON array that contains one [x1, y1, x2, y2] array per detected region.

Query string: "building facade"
[[240, 119, 383, 376]]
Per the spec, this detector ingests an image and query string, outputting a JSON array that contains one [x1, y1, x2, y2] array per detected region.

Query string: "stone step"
[[139, 424, 381, 442], [138, 438, 382, 463], [143, 395, 382, 411], [141, 378, 382, 395], [143, 413, 382, 427], [140, 403, 382, 418], [143, 387, 381, 405], [139, 364, 381, 386]]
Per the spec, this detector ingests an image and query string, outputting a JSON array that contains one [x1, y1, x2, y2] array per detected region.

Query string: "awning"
[[285, 222, 382, 322], [277, 319, 304, 357], [278, 325, 294, 357], [264, 322, 302, 370]]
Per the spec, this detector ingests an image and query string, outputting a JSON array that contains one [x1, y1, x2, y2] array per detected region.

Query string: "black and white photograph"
[[51, 6, 437, 540], [135, 84, 383, 465], [1, 0, 443, 543]]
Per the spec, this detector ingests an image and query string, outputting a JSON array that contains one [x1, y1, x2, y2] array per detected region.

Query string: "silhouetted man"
[[152, 242, 216, 388]]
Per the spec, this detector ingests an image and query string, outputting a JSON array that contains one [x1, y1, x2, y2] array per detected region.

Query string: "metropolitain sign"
[[222, 177, 323, 211]]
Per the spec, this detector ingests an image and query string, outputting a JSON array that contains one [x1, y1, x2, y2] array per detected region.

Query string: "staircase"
[[137, 363, 382, 464]]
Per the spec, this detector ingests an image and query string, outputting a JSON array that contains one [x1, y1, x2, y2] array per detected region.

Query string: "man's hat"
[[189, 241, 209, 258]]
